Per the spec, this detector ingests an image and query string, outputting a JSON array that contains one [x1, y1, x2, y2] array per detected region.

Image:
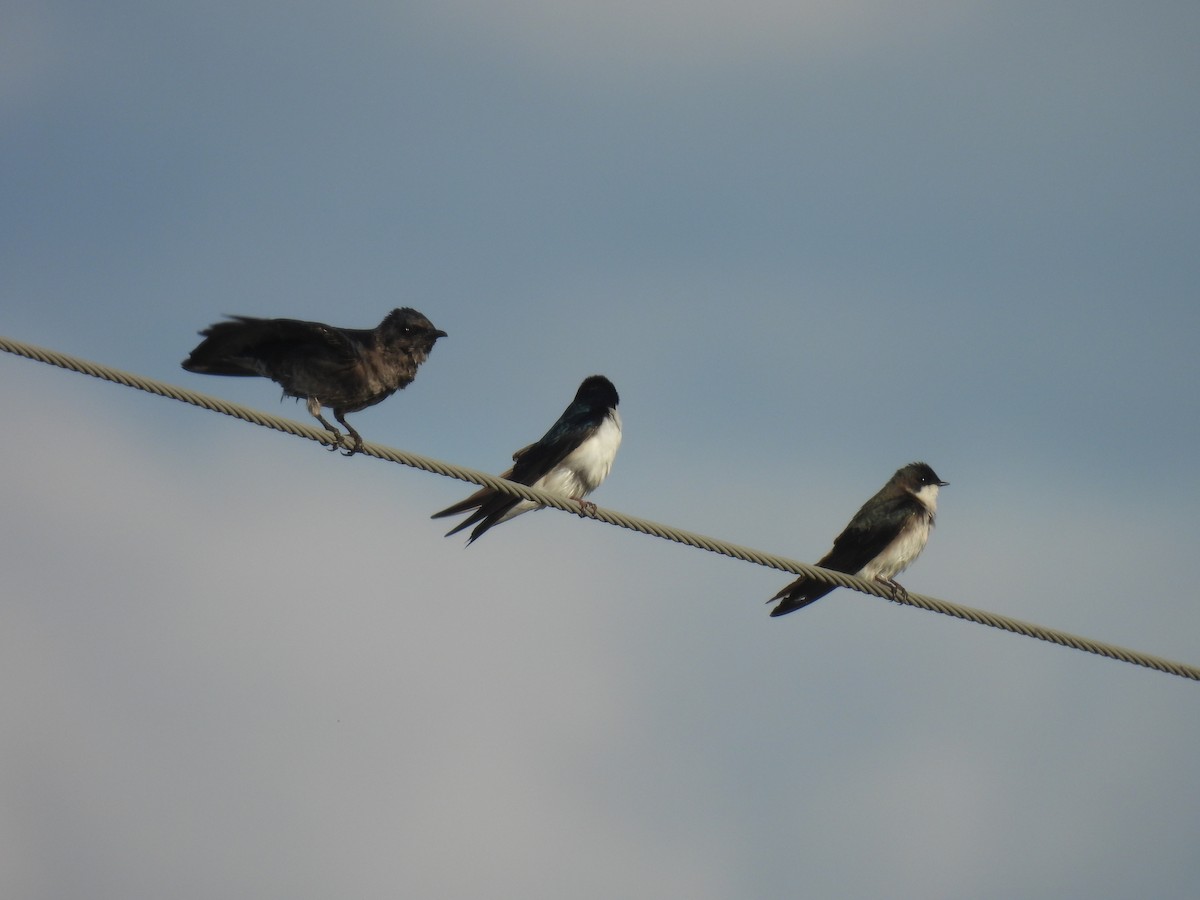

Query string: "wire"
[[4, 333, 1198, 682]]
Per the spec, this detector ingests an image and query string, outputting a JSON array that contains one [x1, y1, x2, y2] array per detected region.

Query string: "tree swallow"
[[432, 375, 622, 544], [768, 461, 948, 617], [182, 308, 446, 455]]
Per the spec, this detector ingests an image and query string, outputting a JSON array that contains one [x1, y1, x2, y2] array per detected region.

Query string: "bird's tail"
[[430, 486, 492, 521], [767, 579, 837, 617], [181, 318, 274, 375], [430, 468, 518, 532]]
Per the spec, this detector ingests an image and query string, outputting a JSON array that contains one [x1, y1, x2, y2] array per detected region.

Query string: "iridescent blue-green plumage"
[[433, 375, 621, 544]]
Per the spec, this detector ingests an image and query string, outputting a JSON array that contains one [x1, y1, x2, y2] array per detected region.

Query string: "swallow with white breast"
[[433, 375, 621, 544], [768, 462, 948, 616]]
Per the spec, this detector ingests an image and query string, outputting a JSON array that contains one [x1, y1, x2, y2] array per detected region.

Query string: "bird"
[[432, 375, 622, 544], [768, 461, 948, 617], [181, 308, 446, 455]]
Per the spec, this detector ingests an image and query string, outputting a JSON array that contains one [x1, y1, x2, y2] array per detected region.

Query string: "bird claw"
[[575, 498, 597, 517], [339, 430, 364, 457], [878, 578, 909, 603]]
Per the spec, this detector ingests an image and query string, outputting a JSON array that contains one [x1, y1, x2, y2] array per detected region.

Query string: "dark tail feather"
[[181, 317, 280, 375], [181, 355, 259, 376], [442, 508, 488, 538], [431, 467, 524, 542], [431, 486, 494, 520], [767, 579, 837, 617], [437, 493, 519, 543], [433, 490, 496, 538], [432, 489, 503, 539]]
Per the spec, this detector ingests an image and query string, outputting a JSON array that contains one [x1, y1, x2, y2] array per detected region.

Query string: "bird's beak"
[[939, 480, 949, 486], [434, 329, 448, 339]]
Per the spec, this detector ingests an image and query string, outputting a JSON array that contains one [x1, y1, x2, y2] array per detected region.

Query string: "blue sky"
[[4, 2, 1200, 898]]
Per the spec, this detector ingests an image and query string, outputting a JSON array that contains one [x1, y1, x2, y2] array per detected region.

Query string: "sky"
[[3, 2, 1200, 897]]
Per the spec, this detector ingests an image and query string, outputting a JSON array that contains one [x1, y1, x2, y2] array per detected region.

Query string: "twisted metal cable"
[[4, 334, 1198, 682]]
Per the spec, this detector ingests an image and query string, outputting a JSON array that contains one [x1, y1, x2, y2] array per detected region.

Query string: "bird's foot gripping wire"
[[334, 412, 364, 457], [307, 401, 345, 453], [339, 430, 364, 457], [878, 577, 909, 603]]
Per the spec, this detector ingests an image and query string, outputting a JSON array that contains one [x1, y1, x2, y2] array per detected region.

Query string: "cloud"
[[0, 371, 737, 897], [7, 313, 1200, 899]]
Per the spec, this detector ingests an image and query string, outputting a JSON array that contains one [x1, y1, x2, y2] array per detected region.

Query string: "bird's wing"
[[432, 406, 604, 519], [506, 403, 605, 486], [768, 495, 920, 616], [183, 317, 359, 376], [817, 494, 918, 576], [235, 318, 361, 369], [431, 399, 610, 542]]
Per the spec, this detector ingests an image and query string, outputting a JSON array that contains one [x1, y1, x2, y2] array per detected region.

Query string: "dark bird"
[[182, 308, 446, 454], [432, 375, 622, 544], [768, 462, 948, 617]]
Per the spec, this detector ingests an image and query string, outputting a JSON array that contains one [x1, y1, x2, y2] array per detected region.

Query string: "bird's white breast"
[[860, 517, 932, 581], [859, 484, 940, 581], [536, 410, 622, 499]]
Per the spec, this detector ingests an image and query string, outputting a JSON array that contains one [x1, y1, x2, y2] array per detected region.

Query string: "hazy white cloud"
[[6, 318, 1200, 899], [0, 377, 737, 898]]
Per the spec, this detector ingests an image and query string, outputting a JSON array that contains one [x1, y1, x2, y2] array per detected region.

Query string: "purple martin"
[[182, 308, 446, 455], [768, 462, 948, 616], [432, 375, 621, 544]]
